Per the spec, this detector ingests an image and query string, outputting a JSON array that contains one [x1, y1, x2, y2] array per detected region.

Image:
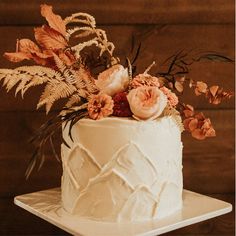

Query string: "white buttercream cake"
[[61, 116, 183, 222]]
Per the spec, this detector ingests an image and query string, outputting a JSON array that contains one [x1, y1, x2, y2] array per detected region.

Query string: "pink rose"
[[127, 86, 167, 120], [95, 64, 129, 96]]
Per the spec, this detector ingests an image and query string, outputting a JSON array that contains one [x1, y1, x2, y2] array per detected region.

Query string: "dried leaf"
[[41, 4, 67, 37], [209, 85, 219, 96], [189, 79, 194, 88], [174, 81, 183, 93], [4, 52, 31, 62], [18, 39, 41, 53], [188, 118, 198, 131], [191, 129, 206, 140], [195, 81, 208, 96], [183, 109, 193, 117], [34, 25, 68, 50]]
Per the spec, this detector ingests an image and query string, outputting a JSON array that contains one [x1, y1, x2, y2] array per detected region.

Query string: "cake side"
[[61, 116, 183, 222]]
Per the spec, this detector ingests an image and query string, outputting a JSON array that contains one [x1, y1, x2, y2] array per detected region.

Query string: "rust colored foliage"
[[4, 4, 75, 68], [183, 104, 216, 140]]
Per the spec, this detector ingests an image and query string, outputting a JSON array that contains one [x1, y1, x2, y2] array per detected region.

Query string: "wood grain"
[[0, 0, 234, 25]]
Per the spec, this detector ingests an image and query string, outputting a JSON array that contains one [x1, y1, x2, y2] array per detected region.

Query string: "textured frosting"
[[61, 116, 183, 222]]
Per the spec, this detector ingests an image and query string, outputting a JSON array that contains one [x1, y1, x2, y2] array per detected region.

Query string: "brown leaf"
[[183, 109, 194, 117], [189, 79, 194, 88], [191, 129, 206, 140], [174, 81, 183, 93], [18, 39, 41, 54], [31, 51, 53, 66], [185, 104, 194, 111], [188, 118, 198, 131], [4, 52, 31, 62], [209, 85, 219, 96], [40, 4, 66, 37], [34, 25, 68, 50], [58, 50, 76, 66], [194, 81, 208, 96]]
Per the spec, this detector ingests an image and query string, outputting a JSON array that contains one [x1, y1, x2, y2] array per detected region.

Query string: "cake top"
[[0, 4, 233, 177]]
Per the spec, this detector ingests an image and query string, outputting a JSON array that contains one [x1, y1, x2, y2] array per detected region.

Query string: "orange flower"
[[130, 74, 160, 89], [88, 94, 114, 120], [160, 86, 178, 107]]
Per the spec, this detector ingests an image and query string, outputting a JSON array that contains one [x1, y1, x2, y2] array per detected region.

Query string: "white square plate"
[[14, 188, 232, 236]]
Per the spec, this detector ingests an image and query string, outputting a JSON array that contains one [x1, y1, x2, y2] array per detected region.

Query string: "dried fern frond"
[[0, 66, 61, 97], [64, 11, 119, 66], [64, 12, 96, 27], [37, 80, 77, 113], [64, 94, 82, 108]]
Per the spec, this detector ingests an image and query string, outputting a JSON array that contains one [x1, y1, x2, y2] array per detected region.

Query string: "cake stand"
[[14, 188, 232, 236]]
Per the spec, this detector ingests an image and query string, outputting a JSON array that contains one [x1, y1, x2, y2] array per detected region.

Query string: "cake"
[[61, 116, 183, 221], [0, 4, 232, 224]]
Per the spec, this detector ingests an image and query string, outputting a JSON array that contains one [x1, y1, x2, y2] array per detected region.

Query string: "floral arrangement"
[[0, 5, 233, 177]]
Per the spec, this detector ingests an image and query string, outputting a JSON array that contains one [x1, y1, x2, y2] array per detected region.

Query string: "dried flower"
[[113, 92, 132, 117], [127, 86, 167, 120], [183, 104, 195, 117], [160, 86, 179, 107], [130, 74, 160, 89], [206, 85, 233, 105], [183, 112, 216, 140], [194, 81, 208, 96], [88, 94, 114, 120], [95, 64, 129, 96]]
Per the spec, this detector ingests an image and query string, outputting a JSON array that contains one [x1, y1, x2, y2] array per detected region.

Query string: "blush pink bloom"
[[130, 74, 160, 88], [88, 94, 114, 120], [127, 86, 167, 120], [95, 64, 129, 96], [160, 86, 179, 107]]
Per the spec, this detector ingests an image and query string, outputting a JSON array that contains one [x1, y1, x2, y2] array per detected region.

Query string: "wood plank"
[[168, 194, 235, 235], [0, 25, 234, 111], [0, 197, 69, 235], [0, 0, 234, 25], [0, 110, 234, 196], [0, 194, 234, 235]]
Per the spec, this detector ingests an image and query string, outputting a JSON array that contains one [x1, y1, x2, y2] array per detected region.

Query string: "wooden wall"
[[0, 0, 234, 235]]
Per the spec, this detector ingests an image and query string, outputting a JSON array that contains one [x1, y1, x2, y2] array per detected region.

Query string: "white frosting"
[[61, 116, 183, 222]]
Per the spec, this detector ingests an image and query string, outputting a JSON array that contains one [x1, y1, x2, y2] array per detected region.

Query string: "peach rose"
[[95, 64, 129, 96], [127, 86, 167, 120]]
